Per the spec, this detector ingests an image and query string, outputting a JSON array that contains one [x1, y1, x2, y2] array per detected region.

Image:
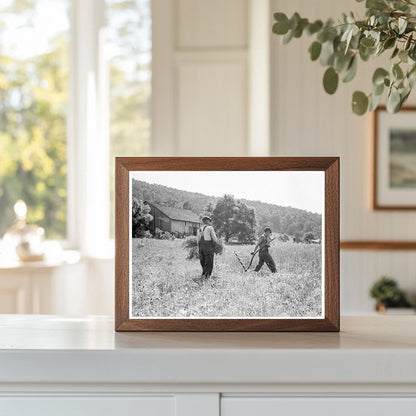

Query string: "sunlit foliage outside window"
[[0, 0, 70, 238], [0, 0, 151, 240]]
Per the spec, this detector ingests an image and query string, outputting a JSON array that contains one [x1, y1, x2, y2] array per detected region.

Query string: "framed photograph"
[[374, 106, 416, 209], [115, 157, 339, 332]]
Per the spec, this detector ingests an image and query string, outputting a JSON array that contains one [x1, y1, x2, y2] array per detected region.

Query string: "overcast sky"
[[131, 171, 324, 214]]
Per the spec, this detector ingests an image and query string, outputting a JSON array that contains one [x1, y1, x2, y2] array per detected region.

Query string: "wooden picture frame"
[[373, 106, 416, 210], [115, 157, 339, 332]]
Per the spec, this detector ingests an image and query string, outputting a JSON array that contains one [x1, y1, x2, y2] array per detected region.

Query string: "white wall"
[[271, 0, 416, 313], [152, 0, 256, 156], [59, 0, 416, 316]]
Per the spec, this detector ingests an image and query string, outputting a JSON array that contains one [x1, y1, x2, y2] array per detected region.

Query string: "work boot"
[[192, 274, 206, 283]]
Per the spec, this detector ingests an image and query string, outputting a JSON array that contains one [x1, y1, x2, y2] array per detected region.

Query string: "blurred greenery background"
[[0, 0, 151, 239]]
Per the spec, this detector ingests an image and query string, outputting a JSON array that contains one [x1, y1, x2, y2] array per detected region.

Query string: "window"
[[0, 0, 151, 249], [106, 0, 152, 237], [0, 0, 70, 239]]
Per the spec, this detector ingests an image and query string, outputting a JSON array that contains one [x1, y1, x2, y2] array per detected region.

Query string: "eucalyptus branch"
[[272, 0, 416, 115]]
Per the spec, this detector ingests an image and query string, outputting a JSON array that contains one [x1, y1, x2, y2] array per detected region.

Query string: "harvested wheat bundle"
[[183, 237, 199, 260], [213, 240, 224, 255], [183, 237, 224, 260]]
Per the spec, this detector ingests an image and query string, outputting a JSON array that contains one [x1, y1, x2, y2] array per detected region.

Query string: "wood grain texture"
[[115, 160, 130, 330], [373, 106, 416, 210], [325, 158, 340, 331], [115, 157, 340, 332], [341, 241, 416, 250]]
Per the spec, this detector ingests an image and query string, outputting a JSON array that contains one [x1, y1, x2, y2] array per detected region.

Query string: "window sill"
[[0, 250, 81, 271]]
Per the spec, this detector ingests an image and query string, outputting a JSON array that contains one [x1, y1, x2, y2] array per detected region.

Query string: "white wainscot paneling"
[[270, 0, 416, 314], [177, 60, 247, 156], [341, 251, 416, 315], [177, 0, 248, 49], [221, 397, 416, 416]]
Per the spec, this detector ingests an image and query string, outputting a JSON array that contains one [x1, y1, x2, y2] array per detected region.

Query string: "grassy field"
[[131, 238, 322, 318], [390, 153, 416, 188]]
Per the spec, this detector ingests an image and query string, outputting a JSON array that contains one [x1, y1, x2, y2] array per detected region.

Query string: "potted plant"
[[369, 276, 414, 313]]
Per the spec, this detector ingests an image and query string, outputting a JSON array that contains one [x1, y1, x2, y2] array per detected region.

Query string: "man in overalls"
[[194, 216, 219, 282], [252, 227, 276, 273]]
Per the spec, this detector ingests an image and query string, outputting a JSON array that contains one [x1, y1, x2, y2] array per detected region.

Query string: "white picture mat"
[[377, 110, 416, 206], [128, 171, 325, 319]]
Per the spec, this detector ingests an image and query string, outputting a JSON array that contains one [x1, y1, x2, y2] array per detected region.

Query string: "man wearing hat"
[[252, 227, 276, 273], [195, 215, 219, 281]]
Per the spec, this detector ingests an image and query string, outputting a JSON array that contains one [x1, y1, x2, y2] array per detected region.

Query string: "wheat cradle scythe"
[[234, 237, 276, 272]]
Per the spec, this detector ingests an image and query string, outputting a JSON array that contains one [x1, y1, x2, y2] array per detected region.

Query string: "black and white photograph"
[[129, 171, 325, 319]]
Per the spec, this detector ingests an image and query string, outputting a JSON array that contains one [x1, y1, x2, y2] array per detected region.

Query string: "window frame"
[[67, 0, 111, 257]]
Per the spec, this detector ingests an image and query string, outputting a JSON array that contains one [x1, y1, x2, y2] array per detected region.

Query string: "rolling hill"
[[132, 179, 322, 239]]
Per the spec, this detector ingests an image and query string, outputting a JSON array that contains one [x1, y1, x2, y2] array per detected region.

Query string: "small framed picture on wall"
[[374, 106, 416, 209], [115, 157, 339, 332]]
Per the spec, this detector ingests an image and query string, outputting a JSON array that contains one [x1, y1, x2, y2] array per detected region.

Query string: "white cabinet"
[[222, 398, 416, 416], [1, 397, 175, 416], [1, 316, 416, 416]]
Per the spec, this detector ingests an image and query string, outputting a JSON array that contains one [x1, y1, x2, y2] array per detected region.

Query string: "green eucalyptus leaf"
[[408, 63, 416, 78], [350, 32, 361, 49], [317, 29, 328, 43], [334, 52, 351, 72], [273, 13, 290, 35], [399, 49, 408, 63], [390, 21, 400, 34], [320, 40, 335, 66], [405, 34, 413, 50], [372, 67, 389, 85], [398, 17, 407, 34], [374, 82, 385, 96], [383, 37, 396, 50], [387, 87, 401, 113], [359, 44, 375, 61], [393, 0, 409, 11], [393, 63, 404, 79], [290, 12, 301, 29], [309, 41, 322, 61], [352, 91, 369, 115], [282, 29, 293, 44], [333, 35, 341, 51], [408, 70, 416, 88], [342, 56, 358, 82], [293, 20, 303, 38], [360, 37, 375, 48], [409, 44, 416, 60], [293, 18, 308, 38], [401, 88, 411, 105], [366, 0, 388, 10], [391, 47, 399, 59], [323, 67, 339, 94], [307, 20, 323, 35], [369, 92, 383, 111]]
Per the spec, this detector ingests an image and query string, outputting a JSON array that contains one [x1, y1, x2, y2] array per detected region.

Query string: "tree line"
[[132, 179, 322, 242]]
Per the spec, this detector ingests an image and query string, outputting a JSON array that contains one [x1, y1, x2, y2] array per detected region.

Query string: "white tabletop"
[[0, 315, 415, 386]]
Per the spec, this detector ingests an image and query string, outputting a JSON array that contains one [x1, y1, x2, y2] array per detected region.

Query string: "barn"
[[149, 203, 201, 236]]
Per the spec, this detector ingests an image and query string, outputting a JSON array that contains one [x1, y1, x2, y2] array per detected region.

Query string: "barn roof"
[[151, 203, 201, 223]]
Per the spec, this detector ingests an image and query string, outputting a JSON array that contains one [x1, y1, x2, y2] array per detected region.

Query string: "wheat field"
[[131, 238, 322, 318]]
